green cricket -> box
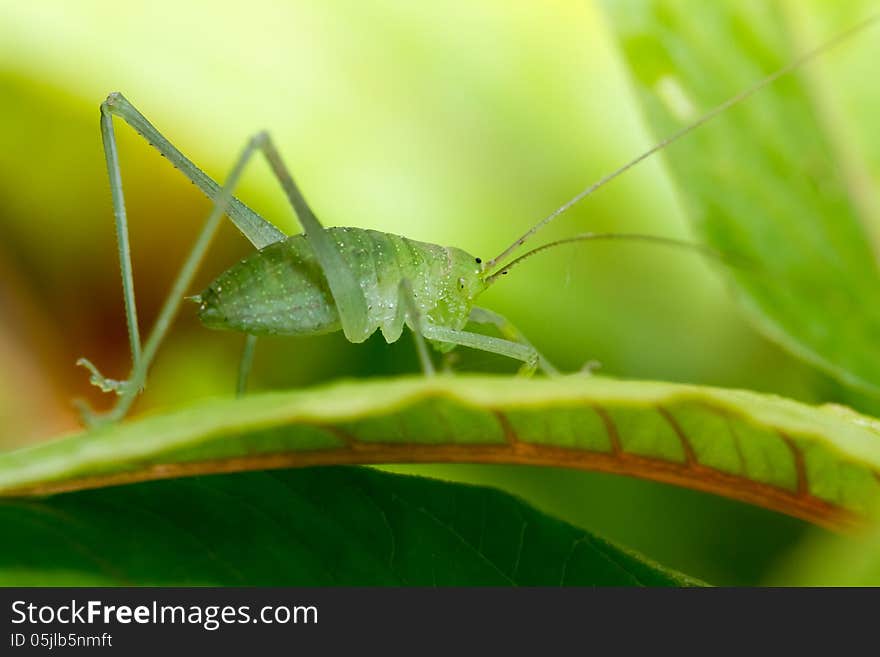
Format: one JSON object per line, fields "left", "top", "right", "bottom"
{"left": 75, "top": 16, "right": 877, "bottom": 427}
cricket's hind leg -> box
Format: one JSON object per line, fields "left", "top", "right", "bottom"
{"left": 81, "top": 95, "right": 287, "bottom": 396}
{"left": 76, "top": 125, "right": 284, "bottom": 427}
{"left": 237, "top": 335, "right": 258, "bottom": 396}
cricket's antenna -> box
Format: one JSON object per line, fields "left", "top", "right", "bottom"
{"left": 485, "top": 14, "right": 879, "bottom": 271}
{"left": 484, "top": 232, "right": 752, "bottom": 285}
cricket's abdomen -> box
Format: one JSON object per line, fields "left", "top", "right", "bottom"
{"left": 197, "top": 227, "right": 484, "bottom": 341}
{"left": 197, "top": 231, "right": 339, "bottom": 336}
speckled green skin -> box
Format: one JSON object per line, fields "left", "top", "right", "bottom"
{"left": 198, "top": 227, "right": 486, "bottom": 345}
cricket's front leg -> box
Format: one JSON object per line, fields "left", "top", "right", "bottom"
{"left": 419, "top": 324, "right": 539, "bottom": 376}
{"left": 468, "top": 307, "right": 559, "bottom": 375}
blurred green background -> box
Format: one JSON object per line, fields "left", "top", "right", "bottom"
{"left": 1, "top": 0, "right": 877, "bottom": 584}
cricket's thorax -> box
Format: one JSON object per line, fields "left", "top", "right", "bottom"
{"left": 197, "top": 227, "right": 485, "bottom": 343}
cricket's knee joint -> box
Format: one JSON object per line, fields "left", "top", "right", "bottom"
{"left": 517, "top": 354, "right": 539, "bottom": 377}
{"left": 101, "top": 92, "right": 124, "bottom": 114}
{"left": 251, "top": 130, "right": 271, "bottom": 147}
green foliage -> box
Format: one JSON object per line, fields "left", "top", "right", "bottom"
{"left": 610, "top": 0, "right": 880, "bottom": 395}
{"left": 0, "top": 466, "right": 695, "bottom": 586}
{"left": 2, "top": 376, "right": 880, "bottom": 585}
{"left": 771, "top": 513, "right": 880, "bottom": 586}
{"left": 1, "top": 0, "right": 880, "bottom": 586}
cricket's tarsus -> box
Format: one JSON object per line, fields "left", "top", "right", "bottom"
{"left": 77, "top": 14, "right": 878, "bottom": 427}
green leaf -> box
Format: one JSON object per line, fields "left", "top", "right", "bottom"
{"left": 607, "top": 1, "right": 880, "bottom": 394}
{"left": 3, "top": 376, "right": 879, "bottom": 529}
{"left": 768, "top": 513, "right": 880, "bottom": 586}
{"left": 0, "top": 466, "right": 695, "bottom": 586}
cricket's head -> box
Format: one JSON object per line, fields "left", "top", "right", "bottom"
{"left": 449, "top": 248, "right": 488, "bottom": 300}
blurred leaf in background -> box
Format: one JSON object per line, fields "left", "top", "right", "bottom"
{"left": 0, "top": 0, "right": 878, "bottom": 584}
{"left": 610, "top": 0, "right": 880, "bottom": 399}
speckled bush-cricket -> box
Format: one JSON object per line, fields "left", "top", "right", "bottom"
{"left": 75, "top": 16, "right": 877, "bottom": 427}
